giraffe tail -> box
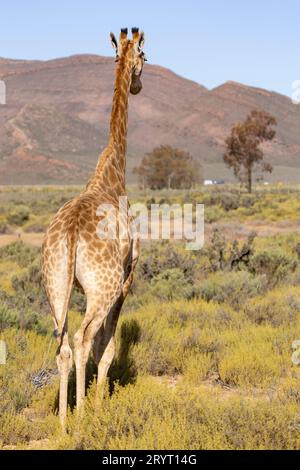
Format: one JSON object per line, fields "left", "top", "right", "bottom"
{"left": 56, "top": 222, "right": 79, "bottom": 337}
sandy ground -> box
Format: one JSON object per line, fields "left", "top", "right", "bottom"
{"left": 0, "top": 233, "right": 44, "bottom": 247}
{"left": 208, "top": 219, "right": 300, "bottom": 240}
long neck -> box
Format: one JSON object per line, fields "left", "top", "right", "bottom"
{"left": 109, "top": 53, "right": 132, "bottom": 162}
{"left": 89, "top": 48, "right": 133, "bottom": 195}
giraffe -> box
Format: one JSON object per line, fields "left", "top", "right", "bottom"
{"left": 42, "top": 27, "right": 146, "bottom": 426}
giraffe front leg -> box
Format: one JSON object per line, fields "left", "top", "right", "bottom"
{"left": 73, "top": 302, "right": 116, "bottom": 412}
{"left": 93, "top": 241, "right": 140, "bottom": 391}
{"left": 56, "top": 330, "right": 73, "bottom": 428}
{"left": 93, "top": 295, "right": 123, "bottom": 391}
{"left": 93, "top": 271, "right": 138, "bottom": 393}
{"left": 97, "top": 336, "right": 116, "bottom": 390}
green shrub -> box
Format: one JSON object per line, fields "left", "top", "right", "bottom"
{"left": 7, "top": 206, "right": 30, "bottom": 226}
{"left": 183, "top": 353, "right": 214, "bottom": 384}
{"left": 148, "top": 268, "right": 195, "bottom": 301}
{"left": 288, "top": 265, "right": 300, "bottom": 286}
{"left": 0, "top": 242, "right": 39, "bottom": 268}
{"left": 217, "top": 325, "right": 286, "bottom": 388}
{"left": 249, "top": 247, "right": 297, "bottom": 285}
{"left": 0, "top": 220, "right": 10, "bottom": 234}
{"left": 197, "top": 271, "right": 267, "bottom": 309}
{"left": 9, "top": 259, "right": 49, "bottom": 314}
{"left": 0, "top": 329, "right": 57, "bottom": 415}
{"left": 240, "top": 194, "right": 256, "bottom": 208}
{"left": 23, "top": 222, "right": 47, "bottom": 233}
{"left": 119, "top": 299, "right": 242, "bottom": 377}
{"left": 219, "top": 193, "right": 240, "bottom": 211}
{"left": 0, "top": 412, "right": 59, "bottom": 447}
{"left": 0, "top": 305, "right": 19, "bottom": 330}
{"left": 205, "top": 206, "right": 225, "bottom": 223}
{"left": 244, "top": 287, "right": 300, "bottom": 327}
{"left": 0, "top": 303, "right": 50, "bottom": 335}
{"left": 138, "top": 242, "right": 196, "bottom": 283}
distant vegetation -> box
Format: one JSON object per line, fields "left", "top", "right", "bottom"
{"left": 134, "top": 145, "right": 202, "bottom": 189}
{"left": 0, "top": 184, "right": 300, "bottom": 449}
{"left": 224, "top": 110, "right": 277, "bottom": 192}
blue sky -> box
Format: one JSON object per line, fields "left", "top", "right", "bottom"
{"left": 0, "top": 0, "right": 299, "bottom": 96}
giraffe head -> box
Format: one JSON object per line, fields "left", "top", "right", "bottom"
{"left": 110, "top": 27, "right": 146, "bottom": 95}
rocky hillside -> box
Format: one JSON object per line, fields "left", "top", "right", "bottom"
{"left": 0, "top": 55, "right": 299, "bottom": 184}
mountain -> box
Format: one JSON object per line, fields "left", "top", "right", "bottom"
{"left": 0, "top": 54, "right": 299, "bottom": 184}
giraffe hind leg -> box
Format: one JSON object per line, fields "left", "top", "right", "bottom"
{"left": 43, "top": 237, "right": 75, "bottom": 427}
{"left": 56, "top": 326, "right": 73, "bottom": 428}
{"left": 48, "top": 286, "right": 74, "bottom": 427}
{"left": 47, "top": 284, "right": 74, "bottom": 428}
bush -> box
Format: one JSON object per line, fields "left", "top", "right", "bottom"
{"left": 240, "top": 194, "right": 256, "bottom": 208}
{"left": 118, "top": 299, "right": 242, "bottom": 377}
{"left": 207, "top": 229, "right": 256, "bottom": 272}
{"left": 0, "top": 413, "right": 59, "bottom": 447}
{"left": 197, "top": 271, "right": 267, "bottom": 309}
{"left": 148, "top": 268, "right": 195, "bottom": 302}
{"left": 0, "top": 329, "right": 57, "bottom": 416}
{"left": 7, "top": 206, "right": 30, "bottom": 226}
{"left": 138, "top": 242, "right": 196, "bottom": 283}
{"left": 288, "top": 265, "right": 300, "bottom": 286}
{"left": 0, "top": 304, "right": 50, "bottom": 335}
{"left": 0, "top": 242, "right": 39, "bottom": 268}
{"left": 0, "top": 305, "right": 19, "bottom": 330}
{"left": 23, "top": 222, "right": 47, "bottom": 233}
{"left": 219, "top": 193, "right": 240, "bottom": 211}
{"left": 9, "top": 259, "right": 49, "bottom": 314}
{"left": 183, "top": 353, "right": 214, "bottom": 385}
{"left": 249, "top": 248, "right": 297, "bottom": 285}
{"left": 205, "top": 206, "right": 225, "bottom": 223}
{"left": 278, "top": 377, "right": 300, "bottom": 404}
{"left": 244, "top": 287, "right": 300, "bottom": 327}
{"left": 0, "top": 220, "right": 10, "bottom": 234}
{"left": 218, "top": 325, "right": 286, "bottom": 388}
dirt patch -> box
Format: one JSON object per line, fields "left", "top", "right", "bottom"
{"left": 0, "top": 233, "right": 44, "bottom": 247}
{"left": 206, "top": 220, "right": 300, "bottom": 241}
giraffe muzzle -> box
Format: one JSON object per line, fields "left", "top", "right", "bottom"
{"left": 130, "top": 77, "right": 143, "bottom": 95}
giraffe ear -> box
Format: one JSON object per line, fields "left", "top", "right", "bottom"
{"left": 110, "top": 33, "right": 118, "bottom": 53}
{"left": 139, "top": 32, "right": 145, "bottom": 50}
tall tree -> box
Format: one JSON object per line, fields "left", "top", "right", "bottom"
{"left": 223, "top": 110, "right": 277, "bottom": 193}
{"left": 134, "top": 145, "right": 202, "bottom": 189}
